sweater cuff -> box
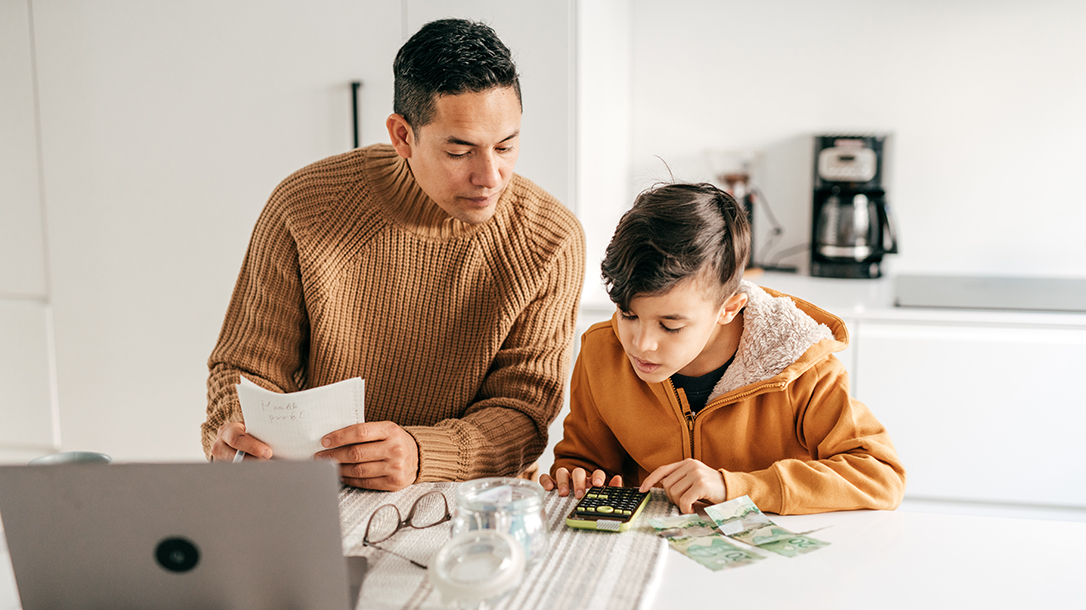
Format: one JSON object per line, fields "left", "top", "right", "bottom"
{"left": 721, "top": 469, "right": 785, "bottom": 514}
{"left": 405, "top": 425, "right": 463, "bottom": 482}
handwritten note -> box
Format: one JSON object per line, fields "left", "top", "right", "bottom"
{"left": 236, "top": 376, "right": 365, "bottom": 460}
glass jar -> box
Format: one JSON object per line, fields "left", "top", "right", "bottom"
{"left": 451, "top": 477, "right": 549, "bottom": 564}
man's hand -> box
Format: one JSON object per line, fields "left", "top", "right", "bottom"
{"left": 639, "top": 458, "right": 726, "bottom": 514}
{"left": 210, "top": 421, "right": 272, "bottom": 462}
{"left": 315, "top": 421, "right": 419, "bottom": 491}
{"left": 540, "top": 467, "right": 622, "bottom": 499}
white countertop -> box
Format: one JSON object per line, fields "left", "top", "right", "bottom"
{"left": 583, "top": 271, "right": 1086, "bottom": 328}
{"left": 649, "top": 507, "right": 1086, "bottom": 610}
{"left": 8, "top": 508, "right": 1080, "bottom": 610}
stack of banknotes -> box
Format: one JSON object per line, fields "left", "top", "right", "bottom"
{"left": 648, "top": 496, "right": 830, "bottom": 571}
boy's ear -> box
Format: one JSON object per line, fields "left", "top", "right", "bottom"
{"left": 386, "top": 113, "right": 415, "bottom": 159}
{"left": 717, "top": 292, "right": 748, "bottom": 325}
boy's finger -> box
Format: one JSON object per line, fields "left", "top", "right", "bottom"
{"left": 539, "top": 474, "right": 554, "bottom": 491}
{"left": 571, "top": 468, "right": 588, "bottom": 498}
{"left": 639, "top": 462, "right": 681, "bottom": 492}
{"left": 591, "top": 469, "right": 606, "bottom": 488}
{"left": 609, "top": 474, "right": 623, "bottom": 487}
{"left": 555, "top": 468, "right": 571, "bottom": 496}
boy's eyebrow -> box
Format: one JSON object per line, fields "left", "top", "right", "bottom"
{"left": 444, "top": 131, "right": 520, "bottom": 147}
{"left": 659, "top": 314, "right": 689, "bottom": 321}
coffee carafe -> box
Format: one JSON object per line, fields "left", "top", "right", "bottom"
{"left": 810, "top": 135, "right": 897, "bottom": 278}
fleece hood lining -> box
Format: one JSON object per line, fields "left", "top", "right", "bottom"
{"left": 707, "top": 281, "right": 835, "bottom": 402}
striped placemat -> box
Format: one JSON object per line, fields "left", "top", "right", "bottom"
{"left": 339, "top": 482, "right": 673, "bottom": 610}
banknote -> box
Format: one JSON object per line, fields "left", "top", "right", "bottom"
{"left": 649, "top": 514, "right": 765, "bottom": 571}
{"left": 704, "top": 496, "right": 830, "bottom": 558}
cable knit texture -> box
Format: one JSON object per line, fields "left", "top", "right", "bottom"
{"left": 203, "top": 144, "right": 585, "bottom": 481}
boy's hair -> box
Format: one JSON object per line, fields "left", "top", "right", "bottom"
{"left": 393, "top": 19, "right": 522, "bottom": 132}
{"left": 601, "top": 182, "right": 751, "bottom": 311}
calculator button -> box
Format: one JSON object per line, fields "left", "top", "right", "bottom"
{"left": 598, "top": 506, "right": 614, "bottom": 514}
{"left": 623, "top": 510, "right": 631, "bottom": 515}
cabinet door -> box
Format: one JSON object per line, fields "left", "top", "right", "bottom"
{"left": 854, "top": 321, "right": 1086, "bottom": 507}
{"left": 0, "top": 302, "right": 57, "bottom": 455}
{"left": 0, "top": 0, "right": 48, "bottom": 297}
{"left": 31, "top": 0, "right": 401, "bottom": 460}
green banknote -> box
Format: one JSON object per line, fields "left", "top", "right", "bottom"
{"left": 649, "top": 514, "right": 765, "bottom": 571}
{"left": 703, "top": 496, "right": 831, "bottom": 558}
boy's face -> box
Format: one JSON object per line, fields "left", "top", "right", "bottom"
{"left": 615, "top": 278, "right": 746, "bottom": 385}
{"left": 386, "top": 86, "right": 521, "bottom": 225}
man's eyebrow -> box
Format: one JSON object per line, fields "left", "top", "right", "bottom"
{"left": 444, "top": 131, "right": 520, "bottom": 147}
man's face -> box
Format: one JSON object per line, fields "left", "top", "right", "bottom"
{"left": 615, "top": 279, "right": 741, "bottom": 385}
{"left": 391, "top": 86, "right": 521, "bottom": 225}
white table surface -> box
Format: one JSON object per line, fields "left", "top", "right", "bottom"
{"left": 5, "top": 506, "right": 1085, "bottom": 610}
{"left": 648, "top": 508, "right": 1086, "bottom": 610}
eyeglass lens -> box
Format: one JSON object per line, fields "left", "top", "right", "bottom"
{"left": 407, "top": 492, "right": 449, "bottom": 529}
{"left": 365, "top": 492, "right": 449, "bottom": 544}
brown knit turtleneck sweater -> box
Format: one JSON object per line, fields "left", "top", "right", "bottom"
{"left": 202, "top": 144, "right": 585, "bottom": 481}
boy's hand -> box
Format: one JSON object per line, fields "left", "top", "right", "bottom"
{"left": 639, "top": 459, "right": 726, "bottom": 514}
{"left": 540, "top": 467, "right": 622, "bottom": 499}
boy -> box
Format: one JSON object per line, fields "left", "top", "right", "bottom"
{"left": 540, "top": 183, "right": 905, "bottom": 515}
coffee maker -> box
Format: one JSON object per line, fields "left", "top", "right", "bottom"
{"left": 810, "top": 134, "right": 897, "bottom": 278}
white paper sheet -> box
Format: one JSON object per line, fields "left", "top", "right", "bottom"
{"left": 236, "top": 376, "right": 365, "bottom": 460}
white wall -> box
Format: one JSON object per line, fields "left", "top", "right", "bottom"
{"left": 618, "top": 0, "right": 1086, "bottom": 278}
{"left": 2, "top": 0, "right": 575, "bottom": 464}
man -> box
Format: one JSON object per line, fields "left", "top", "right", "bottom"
{"left": 202, "top": 19, "right": 585, "bottom": 492}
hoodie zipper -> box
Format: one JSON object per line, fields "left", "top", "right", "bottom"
{"left": 669, "top": 379, "right": 789, "bottom": 460}
{"left": 666, "top": 379, "right": 697, "bottom": 458}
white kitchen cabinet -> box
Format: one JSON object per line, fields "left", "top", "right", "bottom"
{"left": 0, "top": 0, "right": 48, "bottom": 297}
{"left": 0, "top": 302, "right": 57, "bottom": 457}
{"left": 29, "top": 0, "right": 405, "bottom": 461}
{"left": 853, "top": 319, "right": 1086, "bottom": 507}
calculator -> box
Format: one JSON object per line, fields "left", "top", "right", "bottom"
{"left": 565, "top": 486, "right": 650, "bottom": 532}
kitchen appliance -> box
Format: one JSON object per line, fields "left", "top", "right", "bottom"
{"left": 810, "top": 134, "right": 897, "bottom": 278}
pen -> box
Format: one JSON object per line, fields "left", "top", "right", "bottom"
{"left": 233, "top": 449, "right": 246, "bottom": 463}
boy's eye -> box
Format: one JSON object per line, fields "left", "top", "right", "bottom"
{"left": 660, "top": 323, "right": 681, "bottom": 334}
{"left": 619, "top": 311, "right": 637, "bottom": 321}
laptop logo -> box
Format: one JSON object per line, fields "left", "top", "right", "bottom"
{"left": 155, "top": 537, "right": 200, "bottom": 573}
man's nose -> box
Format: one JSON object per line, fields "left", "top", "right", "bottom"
{"left": 471, "top": 151, "right": 501, "bottom": 189}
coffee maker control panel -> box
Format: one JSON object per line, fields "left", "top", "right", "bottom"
{"left": 818, "top": 146, "right": 877, "bottom": 183}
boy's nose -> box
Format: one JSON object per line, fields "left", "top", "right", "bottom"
{"left": 633, "top": 328, "right": 656, "bottom": 353}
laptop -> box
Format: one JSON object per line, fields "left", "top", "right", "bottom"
{"left": 0, "top": 460, "right": 364, "bottom": 610}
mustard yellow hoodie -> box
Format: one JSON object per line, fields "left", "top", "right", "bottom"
{"left": 551, "top": 281, "right": 906, "bottom": 515}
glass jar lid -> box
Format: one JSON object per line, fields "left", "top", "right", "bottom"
{"left": 429, "top": 530, "right": 526, "bottom": 605}
{"left": 454, "top": 477, "right": 544, "bottom": 514}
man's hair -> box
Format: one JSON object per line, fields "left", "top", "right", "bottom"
{"left": 601, "top": 182, "right": 751, "bottom": 311}
{"left": 393, "top": 18, "right": 521, "bottom": 131}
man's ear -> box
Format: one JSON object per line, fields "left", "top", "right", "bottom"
{"left": 386, "top": 113, "right": 415, "bottom": 159}
{"left": 717, "top": 291, "right": 748, "bottom": 325}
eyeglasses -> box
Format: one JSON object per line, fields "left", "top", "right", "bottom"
{"left": 362, "top": 490, "right": 452, "bottom": 569}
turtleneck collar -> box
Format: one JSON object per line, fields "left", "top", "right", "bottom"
{"left": 363, "top": 144, "right": 507, "bottom": 240}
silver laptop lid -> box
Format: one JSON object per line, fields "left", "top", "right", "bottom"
{"left": 0, "top": 461, "right": 351, "bottom": 610}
